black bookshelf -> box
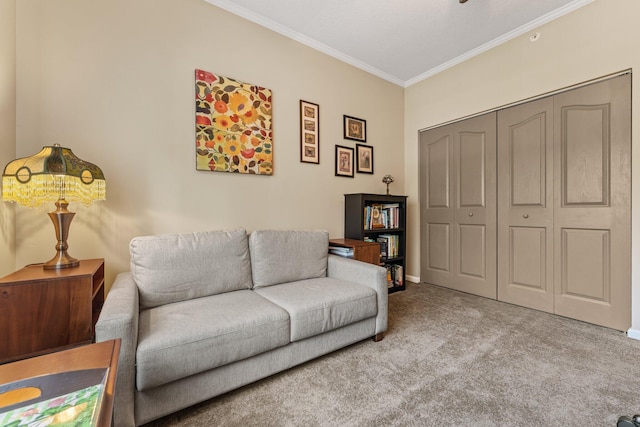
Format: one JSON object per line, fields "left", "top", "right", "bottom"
{"left": 344, "top": 193, "right": 407, "bottom": 293}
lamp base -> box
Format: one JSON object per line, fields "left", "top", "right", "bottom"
{"left": 44, "top": 252, "right": 79, "bottom": 270}
{"left": 43, "top": 199, "right": 80, "bottom": 270}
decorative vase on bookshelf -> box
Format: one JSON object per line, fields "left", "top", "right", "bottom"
{"left": 343, "top": 193, "right": 407, "bottom": 293}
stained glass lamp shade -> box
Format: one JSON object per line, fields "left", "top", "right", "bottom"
{"left": 2, "top": 144, "right": 106, "bottom": 269}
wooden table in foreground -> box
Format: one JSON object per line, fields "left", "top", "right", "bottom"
{"left": 0, "top": 339, "right": 120, "bottom": 427}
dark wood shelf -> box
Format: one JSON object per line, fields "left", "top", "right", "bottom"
{"left": 344, "top": 193, "right": 408, "bottom": 293}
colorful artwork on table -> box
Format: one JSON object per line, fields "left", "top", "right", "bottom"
{"left": 195, "top": 69, "right": 273, "bottom": 175}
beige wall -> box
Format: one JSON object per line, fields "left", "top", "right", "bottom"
{"left": 14, "top": 0, "right": 404, "bottom": 288}
{"left": 0, "top": 0, "right": 16, "bottom": 277}
{"left": 404, "top": 0, "right": 640, "bottom": 333}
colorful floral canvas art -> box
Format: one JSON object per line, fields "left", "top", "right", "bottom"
{"left": 195, "top": 69, "right": 273, "bottom": 175}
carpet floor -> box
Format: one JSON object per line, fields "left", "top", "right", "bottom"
{"left": 143, "top": 282, "right": 640, "bottom": 426}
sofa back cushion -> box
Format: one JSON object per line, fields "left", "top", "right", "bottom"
{"left": 249, "top": 229, "right": 329, "bottom": 288}
{"left": 130, "top": 228, "right": 253, "bottom": 308}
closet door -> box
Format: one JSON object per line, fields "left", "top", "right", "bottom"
{"left": 420, "top": 113, "right": 497, "bottom": 299}
{"left": 497, "top": 97, "right": 554, "bottom": 312}
{"left": 454, "top": 113, "right": 497, "bottom": 298}
{"left": 420, "top": 124, "right": 454, "bottom": 288}
{"left": 552, "top": 75, "right": 631, "bottom": 330}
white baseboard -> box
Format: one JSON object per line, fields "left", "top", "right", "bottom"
{"left": 627, "top": 328, "right": 640, "bottom": 340}
{"left": 406, "top": 274, "right": 420, "bottom": 284}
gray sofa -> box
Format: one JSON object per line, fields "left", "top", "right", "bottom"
{"left": 95, "top": 228, "right": 388, "bottom": 426}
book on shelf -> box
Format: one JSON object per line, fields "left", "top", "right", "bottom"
{"left": 383, "top": 263, "right": 404, "bottom": 287}
{"left": 384, "top": 264, "right": 393, "bottom": 287}
{"left": 363, "top": 203, "right": 401, "bottom": 230}
{"left": 382, "top": 203, "right": 400, "bottom": 229}
{"left": 376, "top": 237, "right": 388, "bottom": 258}
{"left": 393, "top": 264, "right": 403, "bottom": 286}
{"left": 377, "top": 234, "right": 399, "bottom": 259}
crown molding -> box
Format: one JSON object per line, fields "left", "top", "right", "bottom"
{"left": 404, "top": 0, "right": 594, "bottom": 87}
{"left": 203, "top": 0, "right": 405, "bottom": 86}
{"left": 205, "top": 0, "right": 594, "bottom": 88}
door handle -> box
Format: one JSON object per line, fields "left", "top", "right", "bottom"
{"left": 523, "top": 214, "right": 529, "bottom": 219}
{"left": 468, "top": 212, "right": 474, "bottom": 217}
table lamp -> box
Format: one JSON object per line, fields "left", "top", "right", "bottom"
{"left": 2, "top": 144, "right": 106, "bottom": 269}
{"left": 382, "top": 174, "right": 394, "bottom": 195}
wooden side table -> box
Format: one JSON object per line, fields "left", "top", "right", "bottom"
{"left": 0, "top": 259, "right": 105, "bottom": 364}
{"left": 0, "top": 339, "right": 120, "bottom": 427}
{"left": 329, "top": 238, "right": 381, "bottom": 265}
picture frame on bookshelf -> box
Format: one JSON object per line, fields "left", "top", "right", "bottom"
{"left": 370, "top": 205, "right": 385, "bottom": 228}
{"left": 300, "top": 100, "right": 319, "bottom": 164}
{"left": 335, "top": 145, "right": 354, "bottom": 177}
{"left": 343, "top": 115, "right": 366, "bottom": 142}
{"left": 356, "top": 144, "right": 373, "bottom": 174}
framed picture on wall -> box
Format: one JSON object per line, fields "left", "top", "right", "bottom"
{"left": 343, "top": 115, "right": 366, "bottom": 142}
{"left": 335, "top": 145, "right": 354, "bottom": 178}
{"left": 356, "top": 144, "right": 373, "bottom": 174}
{"left": 195, "top": 69, "right": 273, "bottom": 175}
{"left": 300, "top": 100, "right": 320, "bottom": 164}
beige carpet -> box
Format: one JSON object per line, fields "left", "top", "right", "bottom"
{"left": 143, "top": 282, "right": 640, "bottom": 426}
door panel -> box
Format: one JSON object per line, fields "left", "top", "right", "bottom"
{"left": 453, "top": 113, "right": 496, "bottom": 298}
{"left": 553, "top": 75, "right": 630, "bottom": 330}
{"left": 459, "top": 224, "right": 486, "bottom": 279}
{"left": 560, "top": 228, "right": 610, "bottom": 302}
{"left": 427, "top": 223, "right": 450, "bottom": 272}
{"left": 511, "top": 113, "right": 547, "bottom": 206}
{"left": 420, "top": 127, "right": 454, "bottom": 288}
{"left": 509, "top": 226, "right": 546, "bottom": 291}
{"left": 459, "top": 132, "right": 486, "bottom": 207}
{"left": 498, "top": 97, "right": 554, "bottom": 312}
{"left": 562, "top": 105, "right": 610, "bottom": 206}
{"left": 427, "top": 136, "right": 450, "bottom": 208}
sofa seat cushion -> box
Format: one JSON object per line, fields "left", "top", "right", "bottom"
{"left": 136, "top": 290, "right": 290, "bottom": 391}
{"left": 130, "top": 228, "right": 253, "bottom": 308}
{"left": 249, "top": 230, "right": 329, "bottom": 288}
{"left": 254, "top": 277, "right": 377, "bottom": 342}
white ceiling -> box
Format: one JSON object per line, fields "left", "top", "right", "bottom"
{"left": 205, "top": 0, "right": 594, "bottom": 87}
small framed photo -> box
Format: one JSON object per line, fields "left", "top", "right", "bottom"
{"left": 371, "top": 205, "right": 385, "bottom": 228}
{"left": 343, "top": 115, "right": 366, "bottom": 142}
{"left": 300, "top": 100, "right": 320, "bottom": 164}
{"left": 335, "top": 145, "right": 354, "bottom": 178}
{"left": 356, "top": 144, "right": 373, "bottom": 174}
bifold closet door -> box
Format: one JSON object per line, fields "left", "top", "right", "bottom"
{"left": 420, "top": 124, "right": 455, "bottom": 289}
{"left": 497, "top": 96, "right": 555, "bottom": 312}
{"left": 420, "top": 113, "right": 497, "bottom": 299}
{"left": 422, "top": 74, "right": 630, "bottom": 329}
{"left": 552, "top": 75, "right": 631, "bottom": 330}
{"left": 497, "top": 74, "right": 631, "bottom": 330}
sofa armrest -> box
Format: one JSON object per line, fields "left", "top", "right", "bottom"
{"left": 327, "top": 254, "right": 388, "bottom": 337}
{"left": 95, "top": 272, "right": 139, "bottom": 427}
